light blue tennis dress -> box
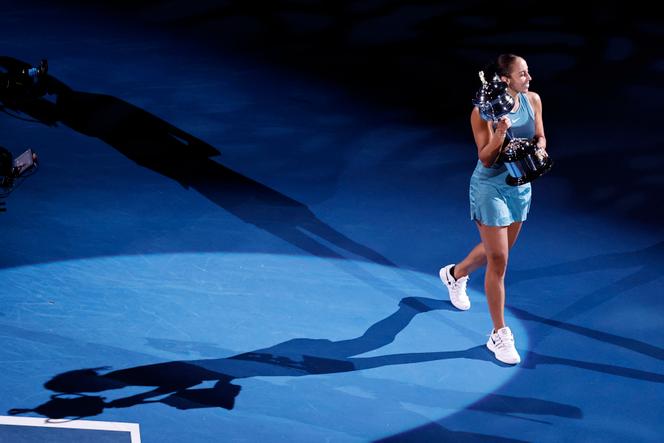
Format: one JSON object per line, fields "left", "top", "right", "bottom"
{"left": 469, "top": 92, "right": 535, "bottom": 226}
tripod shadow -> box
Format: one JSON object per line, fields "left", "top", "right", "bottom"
{"left": 0, "top": 55, "right": 391, "bottom": 265}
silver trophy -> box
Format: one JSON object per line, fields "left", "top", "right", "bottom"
{"left": 472, "top": 71, "right": 553, "bottom": 186}
{"left": 472, "top": 71, "right": 514, "bottom": 121}
{"left": 500, "top": 138, "right": 553, "bottom": 186}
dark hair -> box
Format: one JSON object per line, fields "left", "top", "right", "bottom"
{"left": 496, "top": 54, "right": 521, "bottom": 76}
{"left": 482, "top": 53, "right": 521, "bottom": 79}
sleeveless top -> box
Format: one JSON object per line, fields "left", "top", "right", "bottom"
{"left": 502, "top": 92, "right": 535, "bottom": 139}
{"left": 469, "top": 92, "right": 535, "bottom": 225}
{"left": 474, "top": 92, "right": 536, "bottom": 178}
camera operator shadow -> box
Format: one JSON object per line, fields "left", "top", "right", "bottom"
{"left": 0, "top": 55, "right": 391, "bottom": 265}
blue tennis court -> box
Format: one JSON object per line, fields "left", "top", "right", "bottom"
{"left": 2, "top": 2, "right": 662, "bottom": 442}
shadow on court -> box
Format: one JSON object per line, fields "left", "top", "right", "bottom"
{"left": 9, "top": 296, "right": 583, "bottom": 427}
{"left": 0, "top": 55, "right": 392, "bottom": 267}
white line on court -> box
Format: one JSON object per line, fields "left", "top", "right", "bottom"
{"left": 0, "top": 416, "right": 141, "bottom": 443}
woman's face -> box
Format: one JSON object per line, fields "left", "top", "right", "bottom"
{"left": 502, "top": 57, "right": 532, "bottom": 94}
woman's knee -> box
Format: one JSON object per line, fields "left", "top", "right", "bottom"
{"left": 485, "top": 252, "right": 508, "bottom": 275}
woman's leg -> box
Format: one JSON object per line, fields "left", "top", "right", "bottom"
{"left": 453, "top": 242, "right": 486, "bottom": 278}
{"left": 477, "top": 223, "right": 510, "bottom": 330}
{"left": 454, "top": 221, "right": 522, "bottom": 279}
{"left": 506, "top": 221, "right": 523, "bottom": 250}
{"left": 480, "top": 221, "right": 523, "bottom": 364}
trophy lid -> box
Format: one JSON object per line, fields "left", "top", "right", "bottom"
{"left": 472, "top": 71, "right": 514, "bottom": 121}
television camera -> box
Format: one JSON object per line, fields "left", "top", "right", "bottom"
{"left": 0, "top": 146, "right": 39, "bottom": 212}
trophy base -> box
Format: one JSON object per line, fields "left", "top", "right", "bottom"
{"left": 506, "top": 159, "right": 554, "bottom": 186}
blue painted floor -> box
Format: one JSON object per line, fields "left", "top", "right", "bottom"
{"left": 1, "top": 2, "right": 663, "bottom": 442}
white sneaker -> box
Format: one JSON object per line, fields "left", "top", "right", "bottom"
{"left": 439, "top": 264, "right": 470, "bottom": 310}
{"left": 487, "top": 326, "right": 521, "bottom": 364}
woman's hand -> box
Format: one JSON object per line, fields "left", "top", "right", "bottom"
{"left": 532, "top": 135, "right": 546, "bottom": 150}
{"left": 495, "top": 115, "right": 511, "bottom": 137}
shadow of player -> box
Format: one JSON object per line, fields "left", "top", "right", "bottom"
{"left": 9, "top": 297, "right": 485, "bottom": 419}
